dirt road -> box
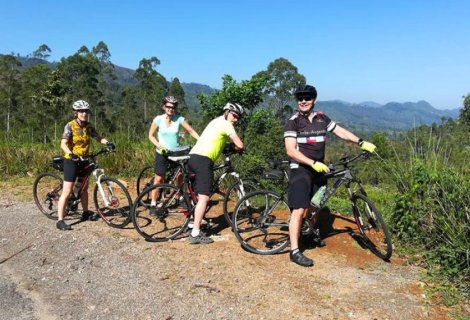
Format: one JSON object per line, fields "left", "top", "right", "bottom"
{"left": 0, "top": 196, "right": 455, "bottom": 320}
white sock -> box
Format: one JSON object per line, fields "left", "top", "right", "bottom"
{"left": 191, "top": 228, "right": 200, "bottom": 237}
{"left": 151, "top": 200, "right": 156, "bottom": 206}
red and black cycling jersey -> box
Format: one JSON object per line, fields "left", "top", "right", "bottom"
{"left": 284, "top": 111, "right": 337, "bottom": 167}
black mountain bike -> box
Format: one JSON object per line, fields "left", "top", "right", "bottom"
{"left": 231, "top": 152, "right": 393, "bottom": 260}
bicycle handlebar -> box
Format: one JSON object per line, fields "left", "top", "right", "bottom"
{"left": 79, "top": 147, "right": 114, "bottom": 162}
{"left": 327, "top": 151, "right": 371, "bottom": 171}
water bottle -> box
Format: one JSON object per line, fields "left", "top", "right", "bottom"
{"left": 73, "top": 177, "right": 83, "bottom": 198}
{"left": 311, "top": 185, "right": 326, "bottom": 208}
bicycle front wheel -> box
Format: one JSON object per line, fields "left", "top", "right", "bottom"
{"left": 33, "top": 173, "right": 63, "bottom": 220}
{"left": 232, "top": 190, "right": 290, "bottom": 255}
{"left": 352, "top": 194, "right": 393, "bottom": 260}
{"left": 136, "top": 165, "right": 154, "bottom": 195}
{"left": 131, "top": 184, "right": 190, "bottom": 242}
{"left": 223, "top": 178, "right": 262, "bottom": 226}
{"left": 93, "top": 177, "right": 133, "bottom": 228}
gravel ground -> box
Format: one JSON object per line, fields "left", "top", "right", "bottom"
{"left": 0, "top": 198, "right": 462, "bottom": 320}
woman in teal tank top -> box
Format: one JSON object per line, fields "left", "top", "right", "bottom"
{"left": 147, "top": 96, "right": 199, "bottom": 214}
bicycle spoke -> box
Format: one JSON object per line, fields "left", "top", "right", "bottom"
{"left": 352, "top": 194, "right": 393, "bottom": 260}
{"left": 233, "top": 190, "right": 290, "bottom": 255}
{"left": 94, "top": 177, "right": 132, "bottom": 228}
{"left": 132, "top": 184, "right": 190, "bottom": 242}
{"left": 223, "top": 179, "right": 261, "bottom": 226}
{"left": 33, "top": 173, "right": 63, "bottom": 220}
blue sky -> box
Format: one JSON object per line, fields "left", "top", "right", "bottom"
{"left": 1, "top": 0, "right": 469, "bottom": 109}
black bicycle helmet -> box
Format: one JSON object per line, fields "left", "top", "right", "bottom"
{"left": 294, "top": 85, "right": 317, "bottom": 100}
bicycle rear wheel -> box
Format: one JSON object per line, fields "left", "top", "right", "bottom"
{"left": 223, "top": 178, "right": 262, "bottom": 226}
{"left": 352, "top": 194, "right": 393, "bottom": 260}
{"left": 132, "top": 184, "right": 190, "bottom": 242}
{"left": 33, "top": 173, "right": 63, "bottom": 220}
{"left": 93, "top": 177, "right": 133, "bottom": 228}
{"left": 232, "top": 190, "right": 290, "bottom": 255}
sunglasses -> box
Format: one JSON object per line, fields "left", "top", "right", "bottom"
{"left": 77, "top": 110, "right": 90, "bottom": 114}
{"left": 165, "top": 105, "right": 176, "bottom": 109}
{"left": 230, "top": 111, "right": 240, "bottom": 119}
{"left": 297, "top": 96, "right": 314, "bottom": 102}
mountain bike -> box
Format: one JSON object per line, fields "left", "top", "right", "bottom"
{"left": 136, "top": 143, "right": 258, "bottom": 224}
{"left": 231, "top": 152, "right": 393, "bottom": 260}
{"left": 33, "top": 147, "right": 133, "bottom": 228}
{"left": 135, "top": 145, "right": 192, "bottom": 195}
{"left": 222, "top": 160, "right": 285, "bottom": 225}
{"left": 131, "top": 154, "right": 195, "bottom": 241}
{"left": 131, "top": 148, "right": 258, "bottom": 242}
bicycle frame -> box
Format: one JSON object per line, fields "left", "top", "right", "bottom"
{"left": 310, "top": 152, "right": 368, "bottom": 214}
{"left": 212, "top": 154, "right": 237, "bottom": 192}
{"left": 68, "top": 149, "right": 114, "bottom": 212}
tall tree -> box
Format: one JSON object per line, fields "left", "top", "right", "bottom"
{"left": 168, "top": 77, "right": 188, "bottom": 116}
{"left": 196, "top": 74, "right": 266, "bottom": 129}
{"left": 459, "top": 93, "right": 470, "bottom": 126}
{"left": 92, "top": 41, "right": 116, "bottom": 130}
{"left": 20, "top": 61, "right": 52, "bottom": 141}
{"left": 118, "top": 86, "right": 142, "bottom": 140}
{"left": 254, "top": 57, "right": 306, "bottom": 117}
{"left": 134, "top": 57, "right": 167, "bottom": 124}
{"left": 32, "top": 44, "right": 52, "bottom": 61}
{"left": 0, "top": 55, "right": 22, "bottom": 136}
{"left": 56, "top": 49, "right": 102, "bottom": 105}
{"left": 35, "top": 69, "right": 68, "bottom": 140}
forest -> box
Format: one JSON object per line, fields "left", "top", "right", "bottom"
{"left": 1, "top": 42, "right": 469, "bottom": 306}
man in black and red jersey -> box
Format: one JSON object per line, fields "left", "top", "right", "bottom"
{"left": 284, "top": 85, "right": 376, "bottom": 267}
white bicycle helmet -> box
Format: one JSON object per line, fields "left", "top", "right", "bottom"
{"left": 72, "top": 100, "right": 90, "bottom": 111}
{"left": 223, "top": 102, "right": 244, "bottom": 116}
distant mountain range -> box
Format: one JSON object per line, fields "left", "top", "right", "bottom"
{"left": 314, "top": 100, "right": 459, "bottom": 132}
{"left": 7, "top": 55, "right": 461, "bottom": 132}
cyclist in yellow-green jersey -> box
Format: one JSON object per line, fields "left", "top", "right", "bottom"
{"left": 187, "top": 103, "right": 245, "bottom": 244}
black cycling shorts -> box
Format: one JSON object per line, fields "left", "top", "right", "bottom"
{"left": 188, "top": 154, "right": 214, "bottom": 196}
{"left": 63, "top": 159, "right": 89, "bottom": 182}
{"left": 153, "top": 152, "right": 171, "bottom": 175}
{"left": 287, "top": 164, "right": 326, "bottom": 209}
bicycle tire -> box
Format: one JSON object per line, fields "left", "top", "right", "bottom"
{"left": 131, "top": 184, "right": 190, "bottom": 242}
{"left": 93, "top": 177, "right": 133, "bottom": 228}
{"left": 232, "top": 190, "right": 290, "bottom": 255}
{"left": 136, "top": 165, "right": 154, "bottom": 195}
{"left": 212, "top": 171, "right": 240, "bottom": 201}
{"left": 223, "top": 178, "right": 262, "bottom": 226}
{"left": 352, "top": 194, "right": 393, "bottom": 260}
{"left": 33, "top": 172, "right": 63, "bottom": 220}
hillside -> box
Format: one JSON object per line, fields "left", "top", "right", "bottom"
{"left": 4, "top": 55, "right": 460, "bottom": 132}
{"left": 107, "top": 59, "right": 460, "bottom": 131}
{"left": 316, "top": 100, "right": 459, "bottom": 132}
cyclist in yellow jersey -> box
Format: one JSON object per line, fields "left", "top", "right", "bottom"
{"left": 56, "top": 100, "right": 115, "bottom": 231}
{"left": 187, "top": 103, "right": 244, "bottom": 244}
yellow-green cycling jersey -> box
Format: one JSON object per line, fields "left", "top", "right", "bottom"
{"left": 189, "top": 116, "right": 236, "bottom": 162}
{"left": 62, "top": 119, "right": 102, "bottom": 158}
